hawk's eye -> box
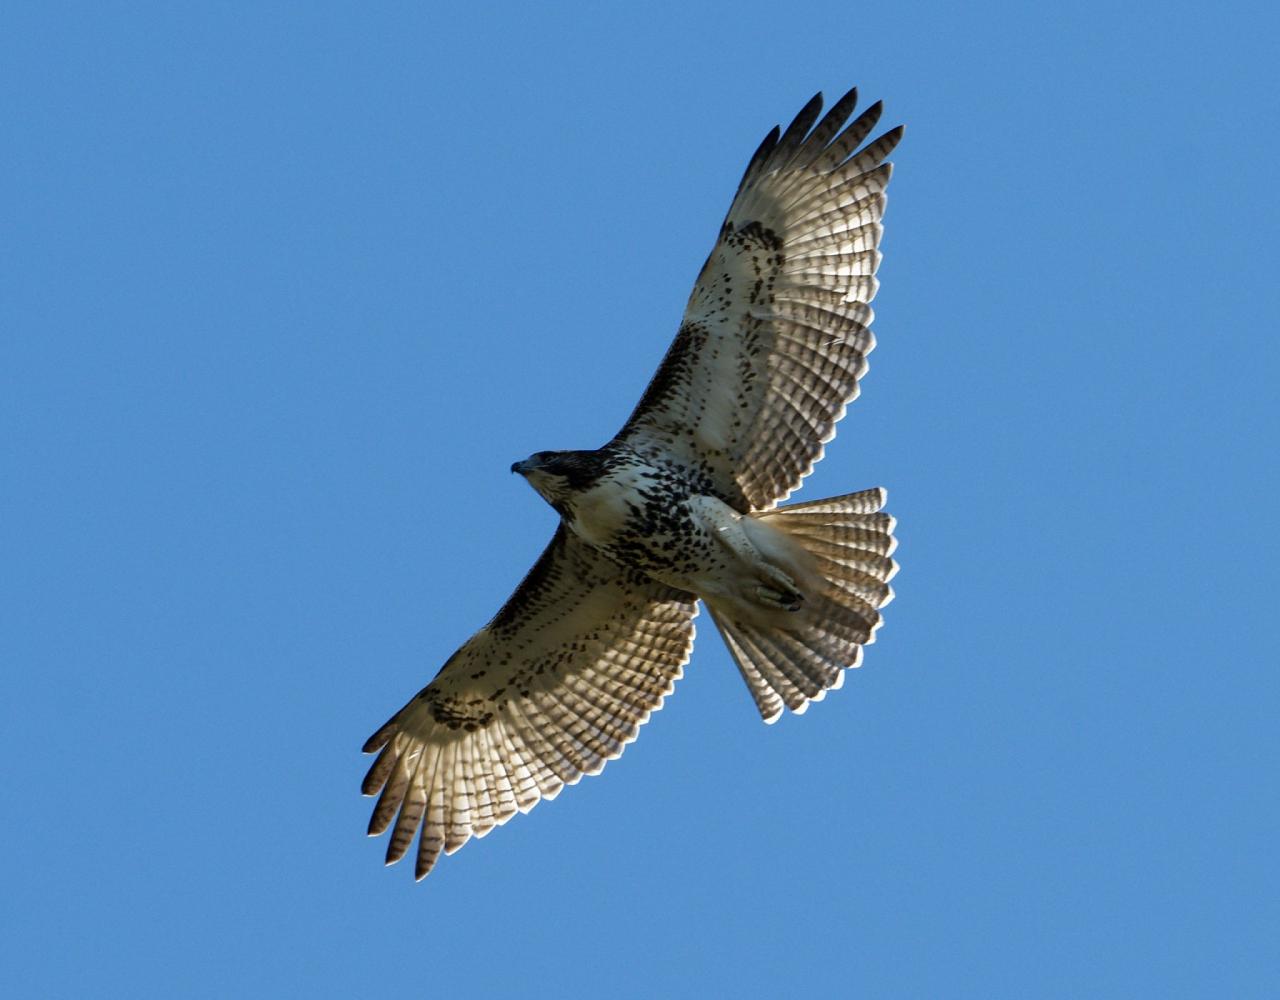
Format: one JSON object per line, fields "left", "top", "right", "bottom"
{"left": 363, "top": 88, "right": 902, "bottom": 883}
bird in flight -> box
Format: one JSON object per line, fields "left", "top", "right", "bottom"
{"left": 363, "top": 88, "right": 903, "bottom": 880}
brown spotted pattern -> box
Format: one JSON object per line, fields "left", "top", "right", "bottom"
{"left": 362, "top": 527, "right": 696, "bottom": 879}
{"left": 363, "top": 89, "right": 902, "bottom": 880}
{"left": 620, "top": 88, "right": 901, "bottom": 511}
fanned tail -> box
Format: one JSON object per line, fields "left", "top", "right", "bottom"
{"left": 708, "top": 487, "right": 897, "bottom": 723}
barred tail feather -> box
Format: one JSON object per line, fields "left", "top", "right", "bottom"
{"left": 709, "top": 487, "right": 897, "bottom": 723}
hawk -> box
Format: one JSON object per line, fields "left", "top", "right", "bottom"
{"left": 363, "top": 88, "right": 903, "bottom": 879}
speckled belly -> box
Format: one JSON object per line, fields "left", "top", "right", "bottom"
{"left": 565, "top": 467, "right": 726, "bottom": 585}
{"left": 570, "top": 475, "right": 747, "bottom": 597}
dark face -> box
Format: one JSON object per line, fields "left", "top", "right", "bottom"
{"left": 511, "top": 449, "right": 599, "bottom": 510}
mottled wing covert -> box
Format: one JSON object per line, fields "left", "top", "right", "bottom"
{"left": 617, "top": 90, "right": 902, "bottom": 511}
{"left": 362, "top": 527, "right": 697, "bottom": 879}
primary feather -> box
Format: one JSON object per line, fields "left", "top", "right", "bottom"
{"left": 364, "top": 89, "right": 902, "bottom": 879}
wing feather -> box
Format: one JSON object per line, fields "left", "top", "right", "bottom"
{"left": 616, "top": 91, "right": 901, "bottom": 510}
{"left": 790, "top": 87, "right": 861, "bottom": 171}
{"left": 362, "top": 526, "right": 696, "bottom": 879}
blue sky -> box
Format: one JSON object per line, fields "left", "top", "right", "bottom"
{"left": 3, "top": 2, "right": 1277, "bottom": 996}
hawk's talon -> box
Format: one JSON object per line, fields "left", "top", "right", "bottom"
{"left": 755, "top": 585, "right": 805, "bottom": 611}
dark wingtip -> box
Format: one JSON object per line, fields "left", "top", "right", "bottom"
{"left": 735, "top": 124, "right": 781, "bottom": 192}
{"left": 362, "top": 715, "right": 397, "bottom": 754}
{"left": 777, "top": 92, "right": 826, "bottom": 152}
{"left": 360, "top": 764, "right": 385, "bottom": 797}
{"left": 755, "top": 124, "right": 781, "bottom": 161}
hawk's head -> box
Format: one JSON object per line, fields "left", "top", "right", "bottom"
{"left": 511, "top": 450, "right": 601, "bottom": 512}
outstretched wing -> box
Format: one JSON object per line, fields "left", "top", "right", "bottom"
{"left": 616, "top": 89, "right": 902, "bottom": 511}
{"left": 362, "top": 527, "right": 697, "bottom": 879}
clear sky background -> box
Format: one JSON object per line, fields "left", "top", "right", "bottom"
{"left": 3, "top": 2, "right": 1277, "bottom": 997}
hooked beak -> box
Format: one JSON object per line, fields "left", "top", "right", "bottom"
{"left": 511, "top": 458, "right": 533, "bottom": 476}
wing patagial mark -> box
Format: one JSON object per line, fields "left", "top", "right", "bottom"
{"left": 363, "top": 88, "right": 900, "bottom": 879}
{"left": 618, "top": 89, "right": 900, "bottom": 510}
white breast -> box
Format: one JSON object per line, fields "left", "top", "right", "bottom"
{"left": 567, "top": 470, "right": 649, "bottom": 548}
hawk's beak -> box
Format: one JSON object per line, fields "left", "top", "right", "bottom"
{"left": 511, "top": 459, "right": 531, "bottom": 476}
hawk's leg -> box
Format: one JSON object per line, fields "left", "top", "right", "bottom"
{"left": 682, "top": 495, "right": 809, "bottom": 612}
{"left": 755, "top": 584, "right": 804, "bottom": 611}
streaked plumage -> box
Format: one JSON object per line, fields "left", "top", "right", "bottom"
{"left": 363, "top": 88, "right": 903, "bottom": 879}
